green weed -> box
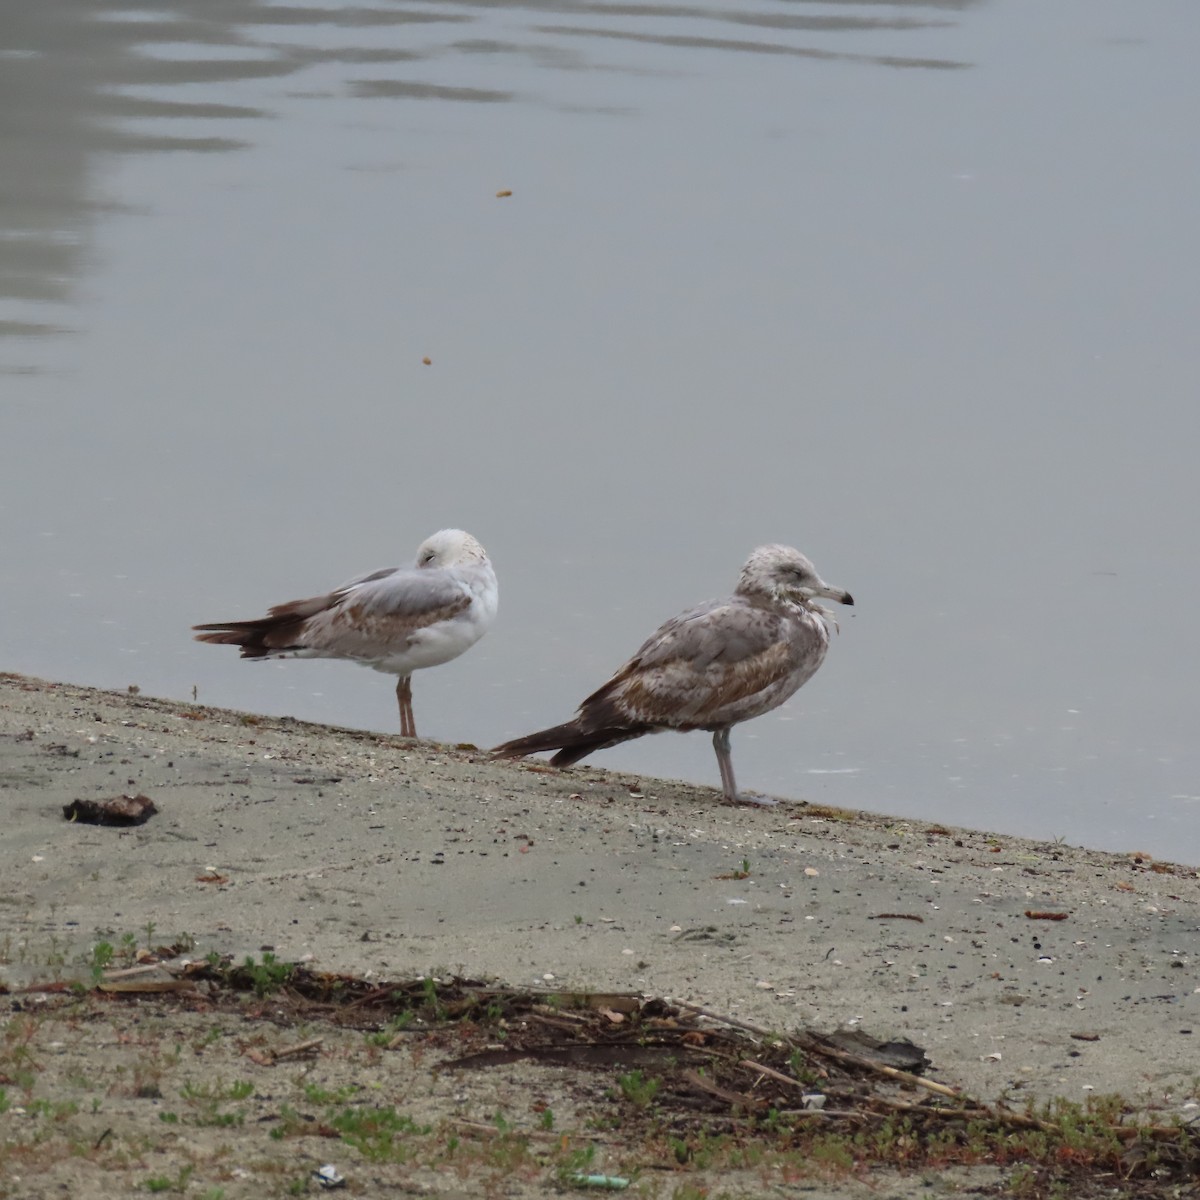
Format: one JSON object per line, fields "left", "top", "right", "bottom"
{"left": 616, "top": 1069, "right": 660, "bottom": 1109}
{"left": 241, "top": 952, "right": 294, "bottom": 997}
{"left": 330, "top": 1106, "right": 430, "bottom": 1162}
{"left": 141, "top": 1165, "right": 192, "bottom": 1193}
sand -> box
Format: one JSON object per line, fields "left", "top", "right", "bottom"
{"left": 2, "top": 672, "right": 1198, "bottom": 1197}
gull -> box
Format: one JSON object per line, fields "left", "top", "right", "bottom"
{"left": 494, "top": 545, "right": 852, "bottom": 805}
{"left": 193, "top": 529, "right": 497, "bottom": 738}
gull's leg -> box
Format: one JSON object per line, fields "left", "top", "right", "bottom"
{"left": 712, "top": 727, "right": 777, "bottom": 808}
{"left": 396, "top": 676, "right": 417, "bottom": 739}
{"left": 712, "top": 728, "right": 739, "bottom": 801}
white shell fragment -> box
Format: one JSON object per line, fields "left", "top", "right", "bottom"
{"left": 314, "top": 1164, "right": 346, "bottom": 1189}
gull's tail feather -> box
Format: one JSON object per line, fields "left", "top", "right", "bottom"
{"left": 192, "top": 616, "right": 304, "bottom": 658}
{"left": 493, "top": 719, "right": 651, "bottom": 769}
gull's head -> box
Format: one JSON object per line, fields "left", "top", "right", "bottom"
{"left": 415, "top": 529, "right": 490, "bottom": 569}
{"left": 738, "top": 544, "right": 854, "bottom": 609}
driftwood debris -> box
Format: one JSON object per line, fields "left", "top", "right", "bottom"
{"left": 19, "top": 959, "right": 1197, "bottom": 1193}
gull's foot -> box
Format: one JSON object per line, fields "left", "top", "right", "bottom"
{"left": 726, "top": 791, "right": 780, "bottom": 808}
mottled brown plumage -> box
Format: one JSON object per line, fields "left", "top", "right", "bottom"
{"left": 494, "top": 545, "right": 853, "bottom": 805}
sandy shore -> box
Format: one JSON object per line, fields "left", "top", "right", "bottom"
{"left": 2, "top": 672, "right": 1198, "bottom": 1195}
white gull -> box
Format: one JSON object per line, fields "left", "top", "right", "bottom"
{"left": 494, "top": 545, "right": 852, "bottom": 805}
{"left": 193, "top": 528, "right": 497, "bottom": 738}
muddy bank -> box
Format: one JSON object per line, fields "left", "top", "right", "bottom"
{"left": 1, "top": 672, "right": 1199, "bottom": 1196}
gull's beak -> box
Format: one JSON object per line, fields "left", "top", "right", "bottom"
{"left": 814, "top": 582, "right": 854, "bottom": 607}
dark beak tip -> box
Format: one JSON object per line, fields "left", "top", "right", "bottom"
{"left": 841, "top": 592, "right": 855, "bottom": 607}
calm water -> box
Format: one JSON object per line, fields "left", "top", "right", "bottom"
{"left": 3, "top": 0, "right": 1198, "bottom": 859}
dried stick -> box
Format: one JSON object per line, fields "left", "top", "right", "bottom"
{"left": 672, "top": 1000, "right": 775, "bottom": 1038}
{"left": 796, "top": 1034, "right": 961, "bottom": 1100}
{"left": 740, "top": 1058, "right": 814, "bottom": 1092}
{"left": 273, "top": 1037, "right": 324, "bottom": 1060}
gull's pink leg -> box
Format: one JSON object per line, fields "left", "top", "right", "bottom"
{"left": 396, "top": 676, "right": 416, "bottom": 739}
{"left": 712, "top": 727, "right": 777, "bottom": 808}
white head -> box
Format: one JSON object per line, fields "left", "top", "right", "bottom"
{"left": 737, "top": 544, "right": 854, "bottom": 609}
{"left": 414, "top": 529, "right": 490, "bottom": 569}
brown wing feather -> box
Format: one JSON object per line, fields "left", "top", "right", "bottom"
{"left": 297, "top": 594, "right": 471, "bottom": 659}
{"left": 577, "top": 601, "right": 805, "bottom": 730}
{"left": 611, "top": 637, "right": 798, "bottom": 728}
{"left": 192, "top": 614, "right": 321, "bottom": 657}
{"left": 193, "top": 591, "right": 341, "bottom": 656}
{"left": 493, "top": 718, "right": 653, "bottom": 767}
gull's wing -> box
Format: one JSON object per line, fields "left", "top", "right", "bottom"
{"left": 330, "top": 564, "right": 400, "bottom": 595}
{"left": 233, "top": 565, "right": 401, "bottom": 627}
{"left": 290, "top": 566, "right": 474, "bottom": 656}
{"left": 585, "top": 600, "right": 814, "bottom": 727}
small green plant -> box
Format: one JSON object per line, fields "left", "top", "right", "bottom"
{"left": 788, "top": 1049, "right": 822, "bottom": 1085}
{"left": 178, "top": 1078, "right": 255, "bottom": 1126}
{"left": 365, "top": 1011, "right": 414, "bottom": 1045}
{"left": 44, "top": 932, "right": 68, "bottom": 972}
{"left": 242, "top": 952, "right": 294, "bottom": 997}
{"left": 331, "top": 1105, "right": 430, "bottom": 1162}
{"left": 538, "top": 1106, "right": 555, "bottom": 1131}
{"left": 88, "top": 941, "right": 114, "bottom": 982}
{"left": 195, "top": 1026, "right": 224, "bottom": 1050}
{"left": 421, "top": 975, "right": 446, "bottom": 1019}
{"left": 616, "top": 1069, "right": 660, "bottom": 1109}
{"left": 141, "top": 1165, "right": 192, "bottom": 1193}
{"left": 805, "top": 1133, "right": 855, "bottom": 1171}
{"left": 303, "top": 1082, "right": 358, "bottom": 1105}
{"left": 1007, "top": 1163, "right": 1039, "bottom": 1198}
{"left": 555, "top": 1143, "right": 597, "bottom": 1179}
{"left": 669, "top": 1185, "right": 712, "bottom": 1200}
{"left": 481, "top": 1123, "right": 534, "bottom": 1172}
{"left": 27, "top": 1097, "right": 79, "bottom": 1120}
{"left": 271, "top": 1103, "right": 308, "bottom": 1140}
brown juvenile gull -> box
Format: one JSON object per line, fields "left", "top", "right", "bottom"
{"left": 494, "top": 545, "right": 852, "bottom": 806}
{"left": 193, "top": 529, "right": 497, "bottom": 739}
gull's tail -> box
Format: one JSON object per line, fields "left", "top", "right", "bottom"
{"left": 493, "top": 717, "right": 651, "bottom": 769}
{"left": 192, "top": 619, "right": 285, "bottom": 658}
{"left": 193, "top": 595, "right": 329, "bottom": 658}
